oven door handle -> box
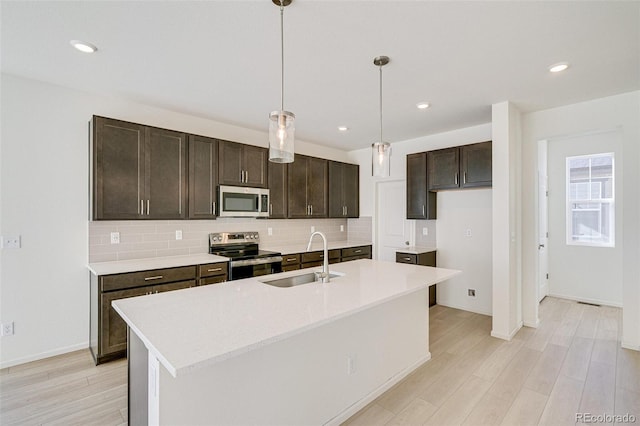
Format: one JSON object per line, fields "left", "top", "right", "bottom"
{"left": 230, "top": 256, "right": 283, "bottom": 267}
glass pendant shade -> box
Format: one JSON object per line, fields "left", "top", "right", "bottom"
{"left": 372, "top": 142, "right": 391, "bottom": 177}
{"left": 269, "top": 110, "right": 295, "bottom": 163}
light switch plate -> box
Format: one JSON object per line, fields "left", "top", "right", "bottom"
{"left": 422, "top": 227, "right": 428, "bottom": 236}
{"left": 110, "top": 232, "right": 120, "bottom": 244}
{"left": 175, "top": 230, "right": 183, "bottom": 240}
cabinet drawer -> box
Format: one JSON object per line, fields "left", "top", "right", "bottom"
{"left": 282, "top": 264, "right": 301, "bottom": 272}
{"left": 396, "top": 253, "right": 417, "bottom": 264}
{"left": 302, "top": 260, "right": 323, "bottom": 268}
{"left": 101, "top": 266, "right": 196, "bottom": 292}
{"left": 342, "top": 246, "right": 371, "bottom": 259}
{"left": 282, "top": 254, "right": 301, "bottom": 265}
{"left": 199, "top": 276, "right": 227, "bottom": 286}
{"left": 198, "top": 262, "right": 228, "bottom": 278}
{"left": 152, "top": 280, "right": 196, "bottom": 294}
{"left": 301, "top": 251, "right": 324, "bottom": 263}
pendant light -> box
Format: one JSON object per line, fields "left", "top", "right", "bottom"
{"left": 372, "top": 56, "right": 391, "bottom": 177}
{"left": 269, "top": 0, "right": 295, "bottom": 163}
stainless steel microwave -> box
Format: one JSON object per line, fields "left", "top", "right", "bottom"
{"left": 218, "top": 185, "right": 270, "bottom": 218}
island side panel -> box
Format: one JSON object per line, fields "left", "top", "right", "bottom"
{"left": 157, "top": 287, "right": 430, "bottom": 425}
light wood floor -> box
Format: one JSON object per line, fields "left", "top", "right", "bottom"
{"left": 1, "top": 297, "right": 638, "bottom": 425}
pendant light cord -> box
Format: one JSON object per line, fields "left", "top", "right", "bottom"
{"left": 379, "top": 64, "right": 383, "bottom": 145}
{"left": 280, "top": 2, "right": 285, "bottom": 112}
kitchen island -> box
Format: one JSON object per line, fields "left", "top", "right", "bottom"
{"left": 112, "top": 259, "right": 460, "bottom": 425}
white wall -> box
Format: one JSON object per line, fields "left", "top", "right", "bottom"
{"left": 547, "top": 130, "right": 623, "bottom": 306}
{"left": 0, "top": 73, "right": 350, "bottom": 367}
{"left": 436, "top": 190, "right": 493, "bottom": 315}
{"left": 491, "top": 102, "right": 523, "bottom": 340}
{"left": 521, "top": 91, "right": 640, "bottom": 350}
{"left": 347, "top": 124, "right": 494, "bottom": 314}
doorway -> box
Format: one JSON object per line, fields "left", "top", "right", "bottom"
{"left": 375, "top": 180, "right": 412, "bottom": 261}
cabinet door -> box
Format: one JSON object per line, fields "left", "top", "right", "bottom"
{"left": 188, "top": 135, "right": 217, "bottom": 219}
{"left": 407, "top": 153, "right": 427, "bottom": 219}
{"left": 146, "top": 127, "right": 187, "bottom": 219}
{"left": 93, "top": 117, "right": 145, "bottom": 220}
{"left": 461, "top": 141, "right": 492, "bottom": 188}
{"left": 328, "top": 161, "right": 345, "bottom": 218}
{"left": 287, "top": 156, "right": 310, "bottom": 218}
{"left": 268, "top": 161, "right": 288, "bottom": 218}
{"left": 343, "top": 163, "right": 360, "bottom": 218}
{"left": 218, "top": 140, "right": 244, "bottom": 186}
{"left": 243, "top": 145, "right": 268, "bottom": 188}
{"left": 100, "top": 286, "right": 150, "bottom": 356}
{"left": 428, "top": 147, "right": 460, "bottom": 190}
{"left": 308, "top": 157, "right": 328, "bottom": 217}
{"left": 152, "top": 280, "right": 196, "bottom": 294}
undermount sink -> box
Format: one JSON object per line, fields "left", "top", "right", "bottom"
{"left": 260, "top": 271, "right": 344, "bottom": 288}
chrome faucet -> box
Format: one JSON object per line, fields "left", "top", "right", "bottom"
{"left": 306, "top": 231, "right": 330, "bottom": 283}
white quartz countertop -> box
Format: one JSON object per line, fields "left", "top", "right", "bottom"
{"left": 112, "top": 259, "right": 460, "bottom": 378}
{"left": 262, "top": 240, "right": 372, "bottom": 255}
{"left": 87, "top": 253, "right": 229, "bottom": 276}
{"left": 395, "top": 246, "right": 437, "bottom": 255}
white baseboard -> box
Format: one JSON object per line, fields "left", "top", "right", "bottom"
{"left": 548, "top": 293, "right": 622, "bottom": 308}
{"left": 523, "top": 318, "right": 540, "bottom": 328}
{"left": 0, "top": 342, "right": 88, "bottom": 369}
{"left": 326, "top": 353, "right": 432, "bottom": 426}
{"left": 621, "top": 341, "right": 640, "bottom": 352}
{"left": 491, "top": 321, "right": 523, "bottom": 341}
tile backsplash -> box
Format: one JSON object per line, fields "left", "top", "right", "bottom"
{"left": 89, "top": 218, "right": 350, "bottom": 263}
{"left": 348, "top": 216, "right": 372, "bottom": 242}
{"left": 414, "top": 220, "right": 437, "bottom": 247}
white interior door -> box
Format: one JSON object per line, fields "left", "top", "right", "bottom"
{"left": 538, "top": 140, "right": 549, "bottom": 302}
{"left": 376, "top": 180, "right": 412, "bottom": 261}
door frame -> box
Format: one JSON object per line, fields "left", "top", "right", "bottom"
{"left": 537, "top": 140, "right": 549, "bottom": 303}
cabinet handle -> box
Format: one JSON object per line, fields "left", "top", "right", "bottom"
{"left": 345, "top": 206, "right": 348, "bottom": 216}
{"left": 141, "top": 200, "right": 144, "bottom": 215}
{"left": 207, "top": 267, "right": 222, "bottom": 272}
{"left": 269, "top": 203, "right": 272, "bottom": 215}
{"left": 147, "top": 200, "right": 150, "bottom": 216}
{"left": 245, "top": 171, "right": 248, "bottom": 183}
{"left": 422, "top": 205, "right": 425, "bottom": 216}
{"left": 307, "top": 205, "right": 310, "bottom": 215}
{"left": 464, "top": 171, "right": 467, "bottom": 184}
{"left": 144, "top": 275, "right": 163, "bottom": 281}
{"left": 355, "top": 249, "right": 362, "bottom": 253}
{"left": 310, "top": 205, "right": 313, "bottom": 215}
{"left": 403, "top": 257, "right": 412, "bottom": 261}
{"left": 286, "top": 258, "right": 296, "bottom": 262}
{"left": 455, "top": 173, "right": 458, "bottom": 185}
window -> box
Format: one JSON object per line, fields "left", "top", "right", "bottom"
{"left": 566, "top": 153, "right": 614, "bottom": 247}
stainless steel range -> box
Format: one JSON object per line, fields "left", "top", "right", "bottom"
{"left": 209, "top": 232, "right": 282, "bottom": 280}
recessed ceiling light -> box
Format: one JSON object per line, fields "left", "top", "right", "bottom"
{"left": 338, "top": 126, "right": 349, "bottom": 132}
{"left": 70, "top": 40, "right": 97, "bottom": 53}
{"left": 549, "top": 62, "right": 569, "bottom": 73}
{"left": 416, "top": 102, "right": 430, "bottom": 109}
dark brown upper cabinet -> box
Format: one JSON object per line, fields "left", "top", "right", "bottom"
{"left": 188, "top": 135, "right": 218, "bottom": 219}
{"left": 287, "top": 155, "right": 328, "bottom": 218}
{"left": 427, "top": 141, "right": 492, "bottom": 191}
{"left": 92, "top": 116, "right": 187, "bottom": 220}
{"left": 218, "top": 140, "right": 268, "bottom": 188}
{"left": 406, "top": 153, "right": 437, "bottom": 220}
{"left": 268, "top": 161, "right": 288, "bottom": 219}
{"left": 328, "top": 161, "right": 360, "bottom": 218}
{"left": 461, "top": 141, "right": 492, "bottom": 188}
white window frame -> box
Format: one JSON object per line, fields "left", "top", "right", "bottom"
{"left": 565, "top": 152, "right": 615, "bottom": 248}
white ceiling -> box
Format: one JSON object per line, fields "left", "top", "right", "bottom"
{"left": 2, "top": 1, "right": 638, "bottom": 151}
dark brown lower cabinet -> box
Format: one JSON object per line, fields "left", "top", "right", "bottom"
{"left": 395, "top": 251, "right": 437, "bottom": 307}
{"left": 90, "top": 263, "right": 228, "bottom": 364}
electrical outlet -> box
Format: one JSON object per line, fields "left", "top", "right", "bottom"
{"left": 340, "top": 225, "right": 344, "bottom": 232}
{"left": 311, "top": 226, "right": 315, "bottom": 233}
{"left": 468, "top": 289, "right": 476, "bottom": 297}
{"left": 175, "top": 230, "right": 183, "bottom": 240}
{"left": 1, "top": 321, "right": 14, "bottom": 336}
{"left": 422, "top": 227, "right": 428, "bottom": 236}
{"left": 110, "top": 232, "right": 120, "bottom": 244}
{"left": 1, "top": 235, "right": 21, "bottom": 249}
{"left": 268, "top": 227, "right": 273, "bottom": 236}
{"left": 465, "top": 228, "right": 472, "bottom": 237}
